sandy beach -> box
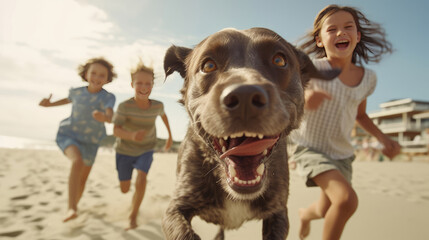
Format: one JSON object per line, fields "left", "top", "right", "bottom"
{"left": 1, "top": 147, "right": 429, "bottom": 240}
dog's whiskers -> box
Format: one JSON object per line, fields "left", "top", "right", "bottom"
{"left": 205, "top": 164, "right": 220, "bottom": 177}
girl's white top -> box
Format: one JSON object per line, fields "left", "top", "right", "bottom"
{"left": 291, "top": 58, "right": 377, "bottom": 159}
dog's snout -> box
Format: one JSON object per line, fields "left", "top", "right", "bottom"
{"left": 220, "top": 84, "right": 268, "bottom": 119}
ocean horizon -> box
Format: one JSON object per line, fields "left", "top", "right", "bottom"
{"left": 0, "top": 135, "right": 58, "bottom": 150}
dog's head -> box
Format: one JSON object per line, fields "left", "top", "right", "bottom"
{"left": 165, "top": 28, "right": 339, "bottom": 200}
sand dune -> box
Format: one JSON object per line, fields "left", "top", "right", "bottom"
{"left": 1, "top": 148, "right": 429, "bottom": 239}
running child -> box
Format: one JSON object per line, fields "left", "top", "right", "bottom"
{"left": 291, "top": 5, "right": 401, "bottom": 240}
{"left": 39, "top": 57, "right": 116, "bottom": 222}
{"left": 112, "top": 60, "right": 172, "bottom": 230}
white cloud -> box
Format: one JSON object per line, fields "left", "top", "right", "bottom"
{"left": 0, "top": 0, "right": 187, "bottom": 141}
{"left": 0, "top": 0, "right": 113, "bottom": 53}
{"left": 0, "top": 0, "right": 117, "bottom": 95}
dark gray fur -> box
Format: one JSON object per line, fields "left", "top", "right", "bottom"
{"left": 162, "top": 28, "right": 339, "bottom": 240}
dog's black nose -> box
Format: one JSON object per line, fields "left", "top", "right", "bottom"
{"left": 220, "top": 84, "right": 269, "bottom": 119}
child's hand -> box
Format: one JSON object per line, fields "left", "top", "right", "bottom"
{"left": 164, "top": 137, "right": 173, "bottom": 151}
{"left": 132, "top": 130, "right": 146, "bottom": 142}
{"left": 380, "top": 136, "right": 401, "bottom": 159}
{"left": 39, "top": 94, "right": 53, "bottom": 107}
{"left": 305, "top": 90, "right": 332, "bottom": 110}
{"left": 92, "top": 110, "right": 106, "bottom": 122}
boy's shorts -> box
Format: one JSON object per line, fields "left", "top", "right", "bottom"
{"left": 116, "top": 151, "right": 154, "bottom": 181}
{"left": 56, "top": 133, "right": 99, "bottom": 166}
{"left": 292, "top": 146, "right": 354, "bottom": 187}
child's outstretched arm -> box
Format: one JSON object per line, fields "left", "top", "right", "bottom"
{"left": 304, "top": 89, "right": 332, "bottom": 110}
{"left": 356, "top": 99, "right": 401, "bottom": 159}
{"left": 113, "top": 125, "right": 146, "bottom": 142}
{"left": 39, "top": 94, "right": 70, "bottom": 107}
{"left": 161, "top": 114, "right": 173, "bottom": 151}
{"left": 93, "top": 108, "right": 113, "bottom": 123}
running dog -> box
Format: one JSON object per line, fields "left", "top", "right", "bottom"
{"left": 162, "top": 27, "right": 339, "bottom": 240}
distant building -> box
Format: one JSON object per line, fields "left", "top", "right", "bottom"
{"left": 367, "top": 98, "right": 429, "bottom": 142}
{"left": 353, "top": 98, "right": 429, "bottom": 158}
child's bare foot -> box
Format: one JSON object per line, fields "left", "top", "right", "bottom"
{"left": 299, "top": 208, "right": 310, "bottom": 239}
{"left": 63, "top": 209, "right": 78, "bottom": 222}
{"left": 289, "top": 160, "right": 297, "bottom": 170}
{"left": 125, "top": 216, "right": 138, "bottom": 230}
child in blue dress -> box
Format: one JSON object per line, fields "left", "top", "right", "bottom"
{"left": 39, "top": 57, "right": 116, "bottom": 222}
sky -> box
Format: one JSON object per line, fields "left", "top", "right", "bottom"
{"left": 0, "top": 0, "right": 428, "bottom": 142}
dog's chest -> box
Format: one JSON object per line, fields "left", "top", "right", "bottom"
{"left": 219, "top": 199, "right": 256, "bottom": 229}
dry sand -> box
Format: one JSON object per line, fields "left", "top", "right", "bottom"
{"left": 1, "top": 148, "right": 429, "bottom": 240}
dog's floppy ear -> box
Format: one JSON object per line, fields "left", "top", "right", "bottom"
{"left": 164, "top": 45, "right": 192, "bottom": 79}
{"left": 295, "top": 49, "right": 341, "bottom": 86}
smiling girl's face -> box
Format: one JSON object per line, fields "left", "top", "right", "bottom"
{"left": 316, "top": 10, "right": 361, "bottom": 61}
{"left": 86, "top": 63, "right": 109, "bottom": 92}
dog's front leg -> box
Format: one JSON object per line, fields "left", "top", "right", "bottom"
{"left": 262, "top": 208, "right": 289, "bottom": 240}
{"left": 162, "top": 203, "right": 201, "bottom": 240}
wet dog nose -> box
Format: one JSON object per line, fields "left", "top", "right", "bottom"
{"left": 220, "top": 84, "right": 269, "bottom": 119}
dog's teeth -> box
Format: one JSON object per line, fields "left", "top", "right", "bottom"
{"left": 222, "top": 146, "right": 226, "bottom": 153}
{"left": 256, "top": 163, "right": 265, "bottom": 176}
{"left": 234, "top": 177, "right": 239, "bottom": 183}
{"left": 232, "top": 132, "right": 244, "bottom": 138}
{"left": 246, "top": 132, "right": 256, "bottom": 138}
{"left": 223, "top": 136, "right": 228, "bottom": 141}
{"left": 219, "top": 138, "right": 225, "bottom": 146}
{"left": 263, "top": 149, "right": 268, "bottom": 156}
{"left": 229, "top": 166, "right": 236, "bottom": 178}
{"left": 258, "top": 134, "right": 264, "bottom": 139}
{"left": 256, "top": 175, "right": 261, "bottom": 183}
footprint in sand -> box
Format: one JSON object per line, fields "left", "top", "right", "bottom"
{"left": 29, "top": 217, "right": 44, "bottom": 223}
{"left": 0, "top": 230, "right": 24, "bottom": 237}
{"left": 420, "top": 195, "right": 429, "bottom": 201}
{"left": 16, "top": 204, "right": 32, "bottom": 210}
{"left": 153, "top": 194, "right": 171, "bottom": 201}
{"left": 10, "top": 195, "right": 29, "bottom": 201}
{"left": 52, "top": 207, "right": 61, "bottom": 213}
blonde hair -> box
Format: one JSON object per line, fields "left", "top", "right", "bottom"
{"left": 298, "top": 4, "right": 393, "bottom": 65}
{"left": 78, "top": 57, "right": 117, "bottom": 82}
{"left": 131, "top": 59, "right": 155, "bottom": 82}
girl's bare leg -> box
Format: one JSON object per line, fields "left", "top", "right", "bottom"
{"left": 313, "top": 170, "right": 358, "bottom": 240}
{"left": 63, "top": 145, "right": 92, "bottom": 222}
{"left": 299, "top": 190, "right": 331, "bottom": 239}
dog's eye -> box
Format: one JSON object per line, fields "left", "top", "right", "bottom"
{"left": 202, "top": 60, "right": 217, "bottom": 73}
{"left": 272, "top": 54, "right": 287, "bottom": 67}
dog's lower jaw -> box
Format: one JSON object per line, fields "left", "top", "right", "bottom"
{"left": 221, "top": 167, "right": 268, "bottom": 201}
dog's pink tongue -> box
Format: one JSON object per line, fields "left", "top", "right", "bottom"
{"left": 220, "top": 137, "right": 278, "bottom": 159}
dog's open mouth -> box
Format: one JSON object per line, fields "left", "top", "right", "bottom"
{"left": 212, "top": 132, "right": 280, "bottom": 192}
